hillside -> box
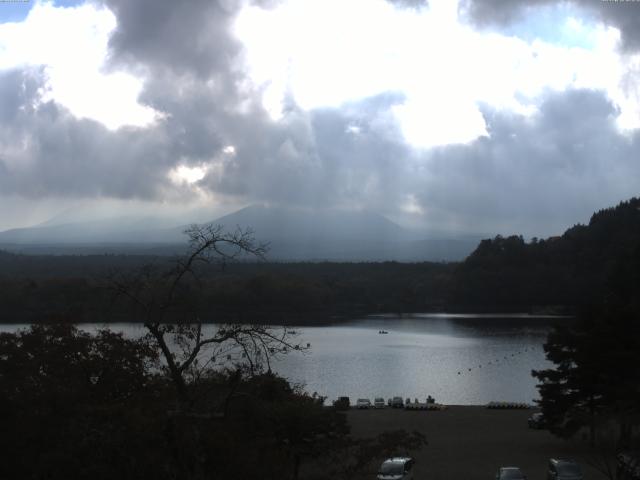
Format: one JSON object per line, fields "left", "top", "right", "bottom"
{"left": 450, "top": 197, "right": 640, "bottom": 311}
{"left": 206, "top": 205, "right": 478, "bottom": 261}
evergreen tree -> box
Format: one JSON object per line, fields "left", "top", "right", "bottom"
{"left": 532, "top": 246, "right": 640, "bottom": 446}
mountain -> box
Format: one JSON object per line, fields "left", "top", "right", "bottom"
{"left": 211, "top": 204, "right": 407, "bottom": 241}
{"left": 200, "top": 205, "right": 478, "bottom": 261}
{"left": 0, "top": 204, "right": 480, "bottom": 261}
{"left": 0, "top": 216, "right": 186, "bottom": 245}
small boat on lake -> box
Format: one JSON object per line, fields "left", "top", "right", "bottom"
{"left": 378, "top": 330, "right": 389, "bottom": 334}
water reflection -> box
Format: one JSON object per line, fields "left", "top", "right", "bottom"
{"left": 0, "top": 314, "right": 568, "bottom": 405}
{"left": 270, "top": 314, "right": 566, "bottom": 405}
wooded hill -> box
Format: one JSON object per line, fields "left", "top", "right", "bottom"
{"left": 450, "top": 197, "right": 640, "bottom": 311}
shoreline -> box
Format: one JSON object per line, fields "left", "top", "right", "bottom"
{"left": 0, "top": 311, "right": 574, "bottom": 326}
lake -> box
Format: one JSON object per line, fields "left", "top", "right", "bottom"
{"left": 1, "top": 313, "right": 566, "bottom": 405}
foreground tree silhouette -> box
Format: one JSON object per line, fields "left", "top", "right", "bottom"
{"left": 0, "top": 325, "right": 165, "bottom": 480}
{"left": 532, "top": 246, "right": 640, "bottom": 448}
{"left": 110, "top": 223, "right": 306, "bottom": 404}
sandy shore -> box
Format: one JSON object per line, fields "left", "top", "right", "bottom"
{"left": 347, "top": 406, "right": 607, "bottom": 480}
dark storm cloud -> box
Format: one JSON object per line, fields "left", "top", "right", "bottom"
{"left": 103, "top": 0, "right": 243, "bottom": 77}
{"left": 460, "top": 0, "right": 640, "bottom": 51}
{"left": 597, "top": 1, "right": 640, "bottom": 50}
{"left": 459, "top": 0, "right": 554, "bottom": 26}
{"left": 0, "top": 67, "right": 42, "bottom": 122}
{"left": 196, "top": 93, "right": 410, "bottom": 209}
{"left": 412, "top": 89, "right": 640, "bottom": 234}
{"left": 0, "top": 68, "right": 184, "bottom": 199}
{"left": 307, "top": 94, "right": 410, "bottom": 208}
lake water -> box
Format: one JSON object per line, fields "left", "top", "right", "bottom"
{"left": 1, "top": 314, "right": 566, "bottom": 405}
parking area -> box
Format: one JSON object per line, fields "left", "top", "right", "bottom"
{"left": 348, "top": 406, "right": 607, "bottom": 480}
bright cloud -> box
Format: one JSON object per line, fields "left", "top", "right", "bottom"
{"left": 0, "top": 0, "right": 156, "bottom": 129}
{"left": 235, "top": 0, "right": 640, "bottom": 148}
{"left": 169, "top": 165, "right": 207, "bottom": 185}
{"left": 222, "top": 145, "right": 236, "bottom": 155}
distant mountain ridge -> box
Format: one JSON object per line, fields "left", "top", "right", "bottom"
{"left": 212, "top": 205, "right": 408, "bottom": 241}
{"left": 0, "top": 217, "right": 186, "bottom": 244}
{"left": 0, "top": 204, "right": 479, "bottom": 261}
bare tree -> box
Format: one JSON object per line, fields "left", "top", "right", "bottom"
{"left": 110, "top": 223, "right": 306, "bottom": 404}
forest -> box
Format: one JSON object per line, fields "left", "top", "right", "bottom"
{"left": 1, "top": 197, "right": 639, "bottom": 323}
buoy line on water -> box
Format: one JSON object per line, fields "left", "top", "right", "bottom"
{"left": 455, "top": 345, "right": 543, "bottom": 377}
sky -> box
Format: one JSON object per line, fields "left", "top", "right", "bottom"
{"left": 0, "top": 0, "right": 639, "bottom": 236}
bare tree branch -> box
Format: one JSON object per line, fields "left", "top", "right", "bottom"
{"left": 107, "top": 222, "right": 303, "bottom": 406}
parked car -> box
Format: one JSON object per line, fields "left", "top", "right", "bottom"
{"left": 374, "top": 397, "right": 386, "bottom": 408}
{"left": 528, "top": 412, "right": 545, "bottom": 429}
{"left": 391, "top": 396, "right": 404, "bottom": 408}
{"left": 333, "top": 396, "right": 350, "bottom": 410}
{"left": 377, "top": 457, "right": 414, "bottom": 480}
{"left": 547, "top": 459, "right": 582, "bottom": 480}
{"left": 496, "top": 467, "right": 526, "bottom": 480}
{"left": 356, "top": 398, "right": 371, "bottom": 409}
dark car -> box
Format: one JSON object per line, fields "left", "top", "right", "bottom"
{"left": 333, "top": 396, "right": 350, "bottom": 410}
{"left": 528, "top": 412, "right": 545, "bottom": 429}
{"left": 548, "top": 459, "right": 583, "bottom": 480}
{"left": 496, "top": 467, "right": 526, "bottom": 480}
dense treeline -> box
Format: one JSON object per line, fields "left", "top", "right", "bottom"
{"left": 1, "top": 197, "right": 639, "bottom": 322}
{"left": 532, "top": 230, "right": 640, "bottom": 453}
{"left": 0, "top": 259, "right": 454, "bottom": 323}
{"left": 450, "top": 197, "right": 640, "bottom": 312}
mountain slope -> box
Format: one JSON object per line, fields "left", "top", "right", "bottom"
{"left": 210, "top": 205, "right": 407, "bottom": 241}
{"left": 0, "top": 204, "right": 479, "bottom": 261}
{"left": 0, "top": 217, "right": 186, "bottom": 245}
{"left": 206, "top": 205, "right": 476, "bottom": 261}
